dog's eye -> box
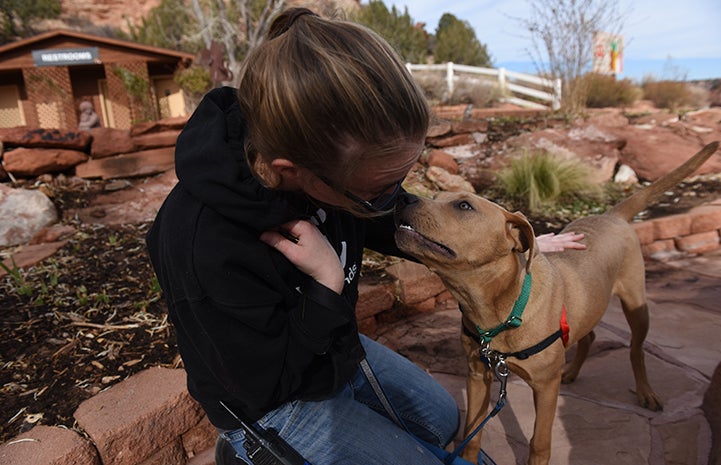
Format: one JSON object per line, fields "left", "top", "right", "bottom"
{"left": 457, "top": 200, "right": 474, "bottom": 211}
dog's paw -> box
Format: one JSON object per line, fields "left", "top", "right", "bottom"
{"left": 561, "top": 370, "right": 578, "bottom": 384}
{"left": 633, "top": 387, "right": 663, "bottom": 411}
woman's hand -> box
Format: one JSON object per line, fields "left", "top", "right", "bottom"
{"left": 536, "top": 232, "right": 586, "bottom": 253}
{"left": 260, "top": 220, "right": 345, "bottom": 294}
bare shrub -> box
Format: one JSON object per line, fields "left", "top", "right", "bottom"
{"left": 449, "top": 78, "right": 503, "bottom": 107}
{"left": 584, "top": 73, "right": 641, "bottom": 108}
{"left": 642, "top": 80, "right": 706, "bottom": 110}
{"left": 412, "top": 72, "right": 448, "bottom": 104}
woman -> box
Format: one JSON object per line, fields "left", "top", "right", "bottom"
{"left": 146, "top": 8, "right": 582, "bottom": 465}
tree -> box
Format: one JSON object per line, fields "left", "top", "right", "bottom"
{"left": 352, "top": 0, "right": 428, "bottom": 63}
{"left": 125, "top": 0, "right": 202, "bottom": 52}
{"left": 518, "top": 0, "right": 627, "bottom": 114}
{"left": 127, "top": 0, "right": 284, "bottom": 88}
{"left": 189, "top": 0, "right": 284, "bottom": 87}
{"left": 0, "top": 0, "right": 61, "bottom": 44}
{"left": 434, "top": 13, "right": 491, "bottom": 67}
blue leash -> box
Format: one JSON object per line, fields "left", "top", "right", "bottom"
{"left": 359, "top": 357, "right": 508, "bottom": 465}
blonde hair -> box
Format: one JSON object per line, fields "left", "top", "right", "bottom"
{"left": 237, "top": 7, "right": 429, "bottom": 194}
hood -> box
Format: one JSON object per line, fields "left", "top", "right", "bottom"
{"left": 174, "top": 87, "right": 306, "bottom": 231}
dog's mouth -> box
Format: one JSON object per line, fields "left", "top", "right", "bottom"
{"left": 396, "top": 222, "right": 457, "bottom": 259}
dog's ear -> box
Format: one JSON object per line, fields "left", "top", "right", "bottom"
{"left": 505, "top": 210, "right": 535, "bottom": 273}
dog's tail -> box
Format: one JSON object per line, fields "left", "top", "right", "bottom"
{"left": 606, "top": 141, "right": 719, "bottom": 222}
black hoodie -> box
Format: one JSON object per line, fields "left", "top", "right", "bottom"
{"left": 146, "top": 87, "right": 406, "bottom": 429}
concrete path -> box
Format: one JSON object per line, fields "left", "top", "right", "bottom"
{"left": 377, "top": 250, "right": 721, "bottom": 465}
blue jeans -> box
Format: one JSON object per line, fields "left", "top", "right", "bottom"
{"left": 221, "top": 334, "right": 460, "bottom": 465}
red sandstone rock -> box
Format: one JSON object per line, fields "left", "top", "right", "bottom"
{"left": 0, "top": 127, "right": 92, "bottom": 150}
{"left": 0, "top": 425, "right": 100, "bottom": 465}
{"left": 385, "top": 260, "right": 446, "bottom": 305}
{"left": 427, "top": 132, "right": 475, "bottom": 148}
{"left": 0, "top": 242, "right": 69, "bottom": 278}
{"left": 181, "top": 416, "right": 216, "bottom": 459}
{"left": 504, "top": 126, "right": 622, "bottom": 184}
{"left": 613, "top": 126, "right": 721, "bottom": 181}
{"left": 356, "top": 280, "right": 395, "bottom": 320}
{"left": 3, "top": 147, "right": 88, "bottom": 176}
{"left": 75, "top": 146, "right": 174, "bottom": 179}
{"left": 74, "top": 366, "right": 204, "bottom": 465}
{"left": 427, "top": 121, "right": 452, "bottom": 138}
{"left": 631, "top": 221, "right": 656, "bottom": 245}
{"left": 132, "top": 129, "right": 181, "bottom": 150}
{"left": 130, "top": 116, "right": 188, "bottom": 136}
{"left": 689, "top": 205, "right": 721, "bottom": 234}
{"left": 89, "top": 127, "right": 136, "bottom": 158}
{"left": 652, "top": 214, "right": 693, "bottom": 240}
{"left": 427, "top": 149, "right": 459, "bottom": 174}
{"left": 675, "top": 231, "right": 720, "bottom": 254}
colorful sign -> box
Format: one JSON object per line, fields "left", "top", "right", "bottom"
{"left": 593, "top": 32, "right": 623, "bottom": 75}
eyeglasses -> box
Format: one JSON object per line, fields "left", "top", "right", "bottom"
{"left": 318, "top": 175, "right": 404, "bottom": 213}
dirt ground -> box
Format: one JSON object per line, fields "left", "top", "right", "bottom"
{"left": 1, "top": 175, "right": 721, "bottom": 444}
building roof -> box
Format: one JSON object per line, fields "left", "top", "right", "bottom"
{"left": 0, "top": 30, "right": 194, "bottom": 70}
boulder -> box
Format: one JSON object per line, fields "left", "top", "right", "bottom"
{"left": 427, "top": 149, "right": 459, "bottom": 174}
{"left": 426, "top": 166, "right": 476, "bottom": 193}
{"left": 130, "top": 116, "right": 188, "bottom": 136}
{"left": 3, "top": 147, "right": 88, "bottom": 177}
{"left": 0, "top": 184, "right": 58, "bottom": 247}
{"left": 0, "top": 425, "right": 100, "bottom": 465}
{"left": 612, "top": 126, "right": 721, "bottom": 181}
{"left": 75, "top": 146, "right": 174, "bottom": 180}
{"left": 131, "top": 129, "right": 181, "bottom": 150}
{"left": 89, "top": 127, "right": 136, "bottom": 159}
{"left": 0, "top": 127, "right": 92, "bottom": 150}
{"left": 504, "top": 125, "right": 623, "bottom": 184}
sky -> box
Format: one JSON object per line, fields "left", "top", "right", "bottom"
{"left": 382, "top": 0, "right": 721, "bottom": 81}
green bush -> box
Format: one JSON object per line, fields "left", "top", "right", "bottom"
{"left": 174, "top": 66, "right": 212, "bottom": 97}
{"left": 584, "top": 73, "right": 641, "bottom": 108}
{"left": 498, "top": 150, "right": 600, "bottom": 213}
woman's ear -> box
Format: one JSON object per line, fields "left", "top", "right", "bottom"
{"left": 269, "top": 158, "right": 303, "bottom": 190}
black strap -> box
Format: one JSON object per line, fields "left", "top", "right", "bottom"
{"left": 463, "top": 324, "right": 563, "bottom": 361}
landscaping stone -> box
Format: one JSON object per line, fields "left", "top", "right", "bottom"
{"left": 0, "top": 184, "right": 57, "bottom": 247}
{"left": 89, "top": 127, "right": 136, "bottom": 158}
{"left": 0, "top": 425, "right": 100, "bottom": 465}
{"left": 74, "top": 367, "right": 204, "bottom": 465}
{"left": 3, "top": 147, "right": 88, "bottom": 177}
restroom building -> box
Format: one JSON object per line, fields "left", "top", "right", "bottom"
{"left": 0, "top": 30, "right": 194, "bottom": 130}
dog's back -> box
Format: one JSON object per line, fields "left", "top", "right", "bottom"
{"left": 544, "top": 141, "right": 718, "bottom": 342}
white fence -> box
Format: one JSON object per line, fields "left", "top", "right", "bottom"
{"left": 406, "top": 62, "right": 562, "bottom": 111}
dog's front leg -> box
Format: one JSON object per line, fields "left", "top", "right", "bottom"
{"left": 527, "top": 376, "right": 562, "bottom": 465}
{"left": 461, "top": 335, "right": 493, "bottom": 462}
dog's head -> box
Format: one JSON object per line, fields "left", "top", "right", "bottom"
{"left": 394, "top": 192, "right": 535, "bottom": 274}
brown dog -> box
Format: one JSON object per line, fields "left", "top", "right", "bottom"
{"left": 394, "top": 141, "right": 719, "bottom": 464}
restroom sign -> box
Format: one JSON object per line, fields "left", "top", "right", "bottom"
{"left": 32, "top": 47, "right": 100, "bottom": 67}
{"left": 593, "top": 32, "right": 623, "bottom": 75}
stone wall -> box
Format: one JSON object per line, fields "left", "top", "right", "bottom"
{"left": 633, "top": 199, "right": 721, "bottom": 259}
{"left": 0, "top": 117, "right": 188, "bottom": 181}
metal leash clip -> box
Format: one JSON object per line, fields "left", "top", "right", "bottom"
{"left": 494, "top": 357, "right": 509, "bottom": 402}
